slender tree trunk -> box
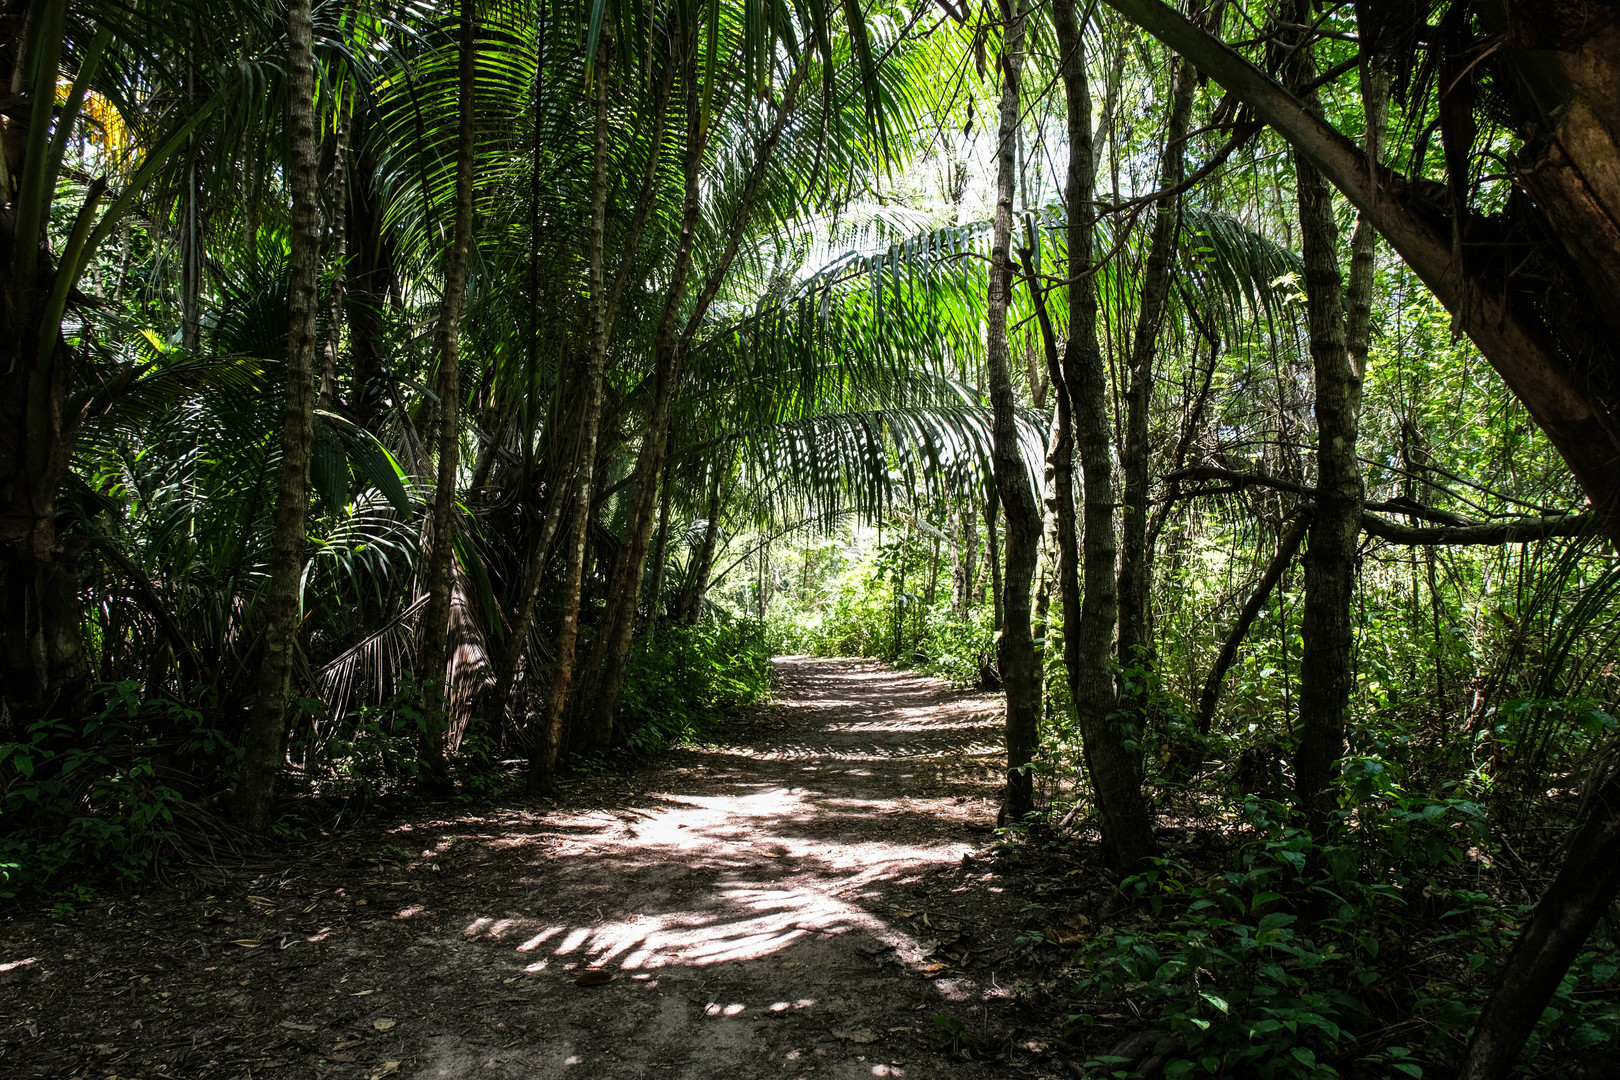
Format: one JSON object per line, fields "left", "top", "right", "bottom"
{"left": 678, "top": 461, "right": 726, "bottom": 624}
{"left": 527, "top": 33, "right": 612, "bottom": 794}
{"left": 1279, "top": 7, "right": 1368, "bottom": 832}
{"left": 1053, "top": 0, "right": 1157, "bottom": 869}
{"left": 985, "top": 0, "right": 1042, "bottom": 822}
{"left": 645, "top": 457, "right": 674, "bottom": 626}
{"left": 1116, "top": 44, "right": 1195, "bottom": 679}
{"left": 415, "top": 0, "right": 478, "bottom": 794}
{"left": 1195, "top": 514, "right": 1308, "bottom": 734}
{"left": 1019, "top": 242, "right": 1076, "bottom": 798}
{"left": 234, "top": 0, "right": 322, "bottom": 831}
{"left": 985, "top": 492, "right": 1001, "bottom": 632}
{"left": 319, "top": 116, "right": 347, "bottom": 411}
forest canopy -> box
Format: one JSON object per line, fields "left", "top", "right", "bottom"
{"left": 1, "top": 0, "right": 1617, "bottom": 1077}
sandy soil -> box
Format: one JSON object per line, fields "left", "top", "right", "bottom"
{"left": 1, "top": 657, "right": 1060, "bottom": 1080}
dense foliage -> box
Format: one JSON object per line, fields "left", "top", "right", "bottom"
{"left": 2, "top": 0, "right": 1618, "bottom": 1075}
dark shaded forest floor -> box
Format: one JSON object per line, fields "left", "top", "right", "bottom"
{"left": 0, "top": 657, "right": 1084, "bottom": 1080}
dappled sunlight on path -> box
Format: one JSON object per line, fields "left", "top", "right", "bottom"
{"left": 399, "top": 657, "right": 1018, "bottom": 1077}
{"left": 0, "top": 658, "right": 1031, "bottom": 1080}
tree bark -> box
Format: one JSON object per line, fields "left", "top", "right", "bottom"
{"left": 1278, "top": 7, "right": 1368, "bottom": 833}
{"left": 234, "top": 0, "right": 322, "bottom": 831}
{"left": 1116, "top": 43, "right": 1196, "bottom": 679}
{"left": 0, "top": 0, "right": 90, "bottom": 729}
{"left": 527, "top": 28, "right": 613, "bottom": 795}
{"left": 985, "top": 0, "right": 1042, "bottom": 823}
{"left": 1457, "top": 764, "right": 1620, "bottom": 1080}
{"left": 414, "top": 0, "right": 478, "bottom": 795}
{"left": 645, "top": 457, "right": 674, "bottom": 625}
{"left": 1052, "top": 0, "right": 1157, "bottom": 870}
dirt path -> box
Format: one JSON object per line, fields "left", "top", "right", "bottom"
{"left": 2, "top": 657, "right": 1049, "bottom": 1080}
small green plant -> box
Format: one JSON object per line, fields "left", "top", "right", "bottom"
{"left": 0, "top": 683, "right": 190, "bottom": 901}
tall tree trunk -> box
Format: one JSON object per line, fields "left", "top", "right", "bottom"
{"left": 985, "top": 491, "right": 1001, "bottom": 632}
{"left": 319, "top": 116, "right": 347, "bottom": 411}
{"left": 985, "top": 0, "right": 1042, "bottom": 823}
{"left": 527, "top": 31, "right": 613, "bottom": 795}
{"left": 234, "top": 0, "right": 322, "bottom": 831}
{"left": 415, "top": 0, "right": 478, "bottom": 794}
{"left": 1116, "top": 43, "right": 1196, "bottom": 679}
{"left": 346, "top": 113, "right": 390, "bottom": 431}
{"left": 1018, "top": 240, "right": 1075, "bottom": 804}
{"left": 582, "top": 58, "right": 808, "bottom": 752}
{"left": 1278, "top": 7, "right": 1367, "bottom": 832}
{"left": 1052, "top": 0, "right": 1156, "bottom": 869}
{"left": 0, "top": 0, "right": 89, "bottom": 729}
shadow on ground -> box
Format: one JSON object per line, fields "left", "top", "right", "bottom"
{"left": 1, "top": 658, "right": 1044, "bottom": 1080}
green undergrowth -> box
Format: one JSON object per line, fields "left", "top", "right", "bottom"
{"left": 1051, "top": 792, "right": 1618, "bottom": 1079}
{"left": 618, "top": 615, "right": 776, "bottom": 752}
{"left": 1, "top": 617, "right": 774, "bottom": 907}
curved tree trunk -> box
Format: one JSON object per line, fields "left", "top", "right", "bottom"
{"left": 985, "top": 0, "right": 1042, "bottom": 823}
{"left": 234, "top": 0, "right": 322, "bottom": 831}
{"left": 414, "top": 0, "right": 478, "bottom": 795}
{"left": 1195, "top": 514, "right": 1308, "bottom": 735}
{"left": 1052, "top": 0, "right": 1156, "bottom": 869}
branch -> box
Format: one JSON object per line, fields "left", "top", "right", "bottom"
{"left": 1360, "top": 512, "right": 1593, "bottom": 546}
{"left": 1163, "top": 465, "right": 1592, "bottom": 543}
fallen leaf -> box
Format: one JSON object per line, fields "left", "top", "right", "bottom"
{"left": 279, "top": 1021, "right": 318, "bottom": 1032}
{"left": 350, "top": 989, "right": 376, "bottom": 996}
{"left": 847, "top": 1028, "right": 878, "bottom": 1044}
{"left": 371, "top": 1018, "right": 396, "bottom": 1031}
{"left": 355, "top": 900, "right": 368, "bottom": 906}
{"left": 896, "top": 909, "right": 917, "bottom": 919}
{"left": 574, "top": 969, "right": 616, "bottom": 986}
{"left": 368, "top": 1063, "right": 399, "bottom": 1079}
{"left": 920, "top": 963, "right": 949, "bottom": 977}
{"left": 229, "top": 940, "right": 262, "bottom": 948}
{"left": 778, "top": 961, "right": 797, "bottom": 969}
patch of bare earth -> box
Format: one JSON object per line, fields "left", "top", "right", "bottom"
{"left": 0, "top": 657, "right": 1063, "bottom": 1080}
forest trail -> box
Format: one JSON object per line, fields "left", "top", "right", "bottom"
{"left": 2, "top": 658, "right": 1046, "bottom": 1080}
